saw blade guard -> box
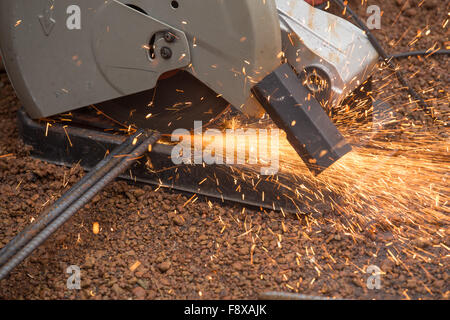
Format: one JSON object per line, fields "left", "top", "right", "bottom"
{"left": 0, "top": 0, "right": 282, "bottom": 119}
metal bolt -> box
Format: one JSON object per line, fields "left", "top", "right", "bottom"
{"left": 164, "top": 32, "right": 176, "bottom": 43}
{"left": 160, "top": 47, "right": 172, "bottom": 59}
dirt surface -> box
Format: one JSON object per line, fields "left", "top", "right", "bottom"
{"left": 0, "top": 0, "right": 448, "bottom": 300}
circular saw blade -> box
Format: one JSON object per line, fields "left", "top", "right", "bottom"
{"left": 95, "top": 71, "right": 229, "bottom": 133}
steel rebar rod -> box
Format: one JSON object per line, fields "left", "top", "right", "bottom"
{"left": 0, "top": 130, "right": 144, "bottom": 266}
{"left": 259, "top": 291, "right": 335, "bottom": 300}
{"left": 0, "top": 130, "right": 160, "bottom": 280}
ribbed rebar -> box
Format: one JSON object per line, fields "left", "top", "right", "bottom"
{"left": 0, "top": 130, "right": 143, "bottom": 265}
{"left": 259, "top": 291, "right": 335, "bottom": 300}
{"left": 0, "top": 130, "right": 160, "bottom": 280}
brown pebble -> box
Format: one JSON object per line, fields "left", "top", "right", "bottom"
{"left": 147, "top": 290, "right": 157, "bottom": 300}
{"left": 84, "top": 256, "right": 95, "bottom": 269}
{"left": 396, "top": 0, "right": 410, "bottom": 8}
{"left": 173, "top": 215, "right": 185, "bottom": 226}
{"left": 424, "top": 0, "right": 437, "bottom": 9}
{"left": 415, "top": 237, "right": 431, "bottom": 248}
{"left": 158, "top": 261, "right": 171, "bottom": 273}
{"left": 381, "top": 258, "right": 395, "bottom": 273}
{"left": 132, "top": 286, "right": 146, "bottom": 299}
{"left": 232, "top": 262, "right": 243, "bottom": 271}
{"left": 404, "top": 8, "right": 417, "bottom": 17}
{"left": 112, "top": 284, "right": 123, "bottom": 296}
{"left": 406, "top": 279, "right": 417, "bottom": 289}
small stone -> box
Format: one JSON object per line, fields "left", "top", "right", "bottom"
{"left": 404, "top": 8, "right": 417, "bottom": 17}
{"left": 381, "top": 258, "right": 395, "bottom": 273}
{"left": 415, "top": 237, "right": 431, "bottom": 248}
{"left": 132, "top": 189, "right": 146, "bottom": 197}
{"left": 395, "top": 0, "right": 410, "bottom": 8}
{"left": 434, "top": 280, "right": 444, "bottom": 288}
{"left": 158, "top": 261, "right": 171, "bottom": 273}
{"left": 406, "top": 279, "right": 417, "bottom": 289}
{"left": 147, "top": 290, "right": 157, "bottom": 300}
{"left": 95, "top": 250, "right": 106, "bottom": 259}
{"left": 239, "top": 247, "right": 248, "bottom": 255}
{"left": 81, "top": 278, "right": 92, "bottom": 289}
{"left": 247, "top": 273, "right": 257, "bottom": 280}
{"left": 84, "top": 256, "right": 95, "bottom": 269}
{"left": 424, "top": 0, "right": 437, "bottom": 10}
{"left": 232, "top": 262, "right": 243, "bottom": 271}
{"left": 173, "top": 215, "right": 185, "bottom": 226}
{"left": 137, "top": 279, "right": 149, "bottom": 290}
{"left": 132, "top": 286, "right": 146, "bottom": 299}
{"left": 112, "top": 284, "right": 123, "bottom": 295}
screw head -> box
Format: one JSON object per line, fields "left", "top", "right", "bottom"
{"left": 160, "top": 47, "right": 172, "bottom": 59}
{"left": 164, "top": 32, "right": 176, "bottom": 43}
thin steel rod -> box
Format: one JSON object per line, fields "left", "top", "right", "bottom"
{"left": 0, "top": 131, "right": 160, "bottom": 280}
{"left": 0, "top": 130, "right": 144, "bottom": 265}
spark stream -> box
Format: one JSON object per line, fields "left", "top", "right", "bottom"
{"left": 171, "top": 121, "right": 280, "bottom": 175}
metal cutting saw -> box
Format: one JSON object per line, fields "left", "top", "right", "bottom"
{"left": 0, "top": 0, "right": 379, "bottom": 208}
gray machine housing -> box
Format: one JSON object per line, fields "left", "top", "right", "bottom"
{"left": 0, "top": 0, "right": 377, "bottom": 119}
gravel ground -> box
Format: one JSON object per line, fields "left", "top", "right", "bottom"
{"left": 0, "top": 0, "right": 448, "bottom": 300}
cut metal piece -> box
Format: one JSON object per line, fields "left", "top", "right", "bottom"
{"left": 252, "top": 64, "right": 352, "bottom": 175}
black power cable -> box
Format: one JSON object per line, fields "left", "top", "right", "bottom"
{"left": 390, "top": 49, "right": 450, "bottom": 60}
{"left": 315, "top": 3, "right": 450, "bottom": 61}
{"left": 331, "top": 0, "right": 437, "bottom": 122}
